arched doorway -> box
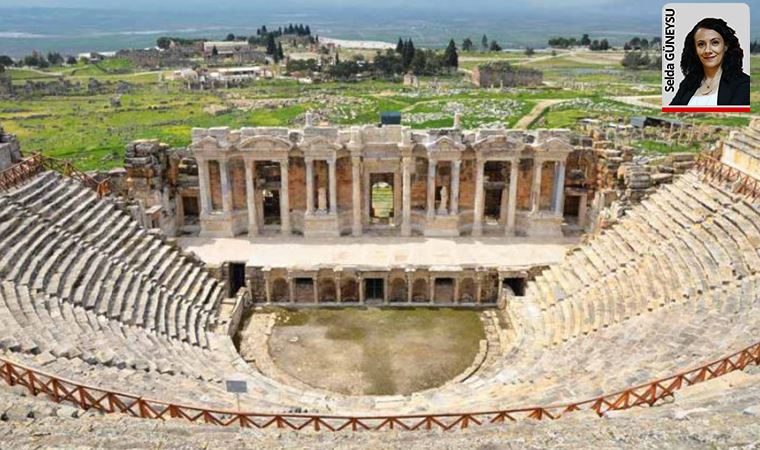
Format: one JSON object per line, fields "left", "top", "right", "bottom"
{"left": 370, "top": 174, "right": 394, "bottom": 225}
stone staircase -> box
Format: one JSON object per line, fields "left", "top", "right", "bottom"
{"left": 522, "top": 170, "right": 760, "bottom": 348}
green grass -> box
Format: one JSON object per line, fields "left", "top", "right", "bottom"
{"left": 634, "top": 139, "right": 701, "bottom": 155}
{"left": 3, "top": 53, "right": 750, "bottom": 172}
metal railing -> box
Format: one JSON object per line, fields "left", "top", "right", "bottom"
{"left": 696, "top": 154, "right": 760, "bottom": 200}
{"left": 1, "top": 340, "right": 759, "bottom": 431}
{"left": 0, "top": 153, "right": 109, "bottom": 197}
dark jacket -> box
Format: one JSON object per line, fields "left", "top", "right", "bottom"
{"left": 669, "top": 71, "right": 750, "bottom": 105}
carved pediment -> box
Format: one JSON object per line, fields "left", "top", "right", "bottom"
{"left": 238, "top": 135, "right": 293, "bottom": 152}
{"left": 472, "top": 134, "right": 522, "bottom": 152}
{"left": 426, "top": 136, "right": 466, "bottom": 153}
{"left": 533, "top": 137, "right": 573, "bottom": 155}
{"left": 300, "top": 135, "right": 343, "bottom": 153}
{"left": 189, "top": 135, "right": 223, "bottom": 151}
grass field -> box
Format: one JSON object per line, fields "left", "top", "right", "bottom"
{"left": 1, "top": 51, "right": 752, "bottom": 171}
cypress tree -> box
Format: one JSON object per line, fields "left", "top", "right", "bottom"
{"left": 444, "top": 39, "right": 458, "bottom": 68}
{"left": 396, "top": 37, "right": 404, "bottom": 54}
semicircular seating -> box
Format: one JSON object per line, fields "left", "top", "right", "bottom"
{"left": 0, "top": 161, "right": 758, "bottom": 417}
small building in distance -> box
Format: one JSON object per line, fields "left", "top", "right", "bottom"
{"left": 471, "top": 61, "right": 543, "bottom": 88}
{"left": 203, "top": 41, "right": 266, "bottom": 64}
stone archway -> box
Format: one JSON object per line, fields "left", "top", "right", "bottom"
{"left": 319, "top": 278, "right": 337, "bottom": 302}
{"left": 389, "top": 278, "right": 407, "bottom": 303}
{"left": 341, "top": 277, "right": 359, "bottom": 302}
{"left": 411, "top": 278, "right": 428, "bottom": 303}
{"left": 271, "top": 278, "right": 289, "bottom": 302}
{"left": 459, "top": 277, "right": 476, "bottom": 303}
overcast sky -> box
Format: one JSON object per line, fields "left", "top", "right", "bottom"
{"left": 0, "top": 0, "right": 738, "bottom": 11}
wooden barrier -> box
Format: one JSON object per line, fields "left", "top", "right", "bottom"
{"left": 0, "top": 153, "right": 109, "bottom": 197}
{"left": 1, "top": 340, "right": 758, "bottom": 431}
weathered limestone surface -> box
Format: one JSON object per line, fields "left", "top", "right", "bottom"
{"left": 189, "top": 125, "right": 574, "bottom": 238}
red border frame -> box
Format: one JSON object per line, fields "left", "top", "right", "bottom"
{"left": 662, "top": 107, "right": 751, "bottom": 113}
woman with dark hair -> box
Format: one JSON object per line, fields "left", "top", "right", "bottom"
{"left": 670, "top": 17, "right": 750, "bottom": 106}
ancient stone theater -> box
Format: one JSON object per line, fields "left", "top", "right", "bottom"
{"left": 0, "top": 116, "right": 759, "bottom": 446}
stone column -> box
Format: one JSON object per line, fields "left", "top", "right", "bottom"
{"left": 335, "top": 274, "right": 342, "bottom": 303}
{"left": 244, "top": 159, "right": 258, "bottom": 236}
{"left": 197, "top": 158, "right": 212, "bottom": 215}
{"left": 426, "top": 160, "right": 437, "bottom": 220}
{"left": 553, "top": 161, "right": 566, "bottom": 215}
{"left": 328, "top": 158, "right": 337, "bottom": 215}
{"left": 453, "top": 277, "right": 460, "bottom": 304}
{"left": 219, "top": 159, "right": 233, "bottom": 213}
{"left": 401, "top": 157, "right": 412, "bottom": 236}
{"left": 506, "top": 160, "right": 519, "bottom": 235}
{"left": 472, "top": 159, "right": 485, "bottom": 236}
{"left": 305, "top": 157, "right": 315, "bottom": 215}
{"left": 287, "top": 275, "right": 294, "bottom": 303}
{"left": 578, "top": 193, "right": 588, "bottom": 228}
{"left": 407, "top": 272, "right": 413, "bottom": 303}
{"left": 264, "top": 275, "right": 271, "bottom": 303}
{"left": 476, "top": 273, "right": 483, "bottom": 304}
{"left": 358, "top": 274, "right": 365, "bottom": 304}
{"left": 280, "top": 159, "right": 291, "bottom": 234}
{"left": 313, "top": 276, "right": 319, "bottom": 303}
{"left": 383, "top": 276, "right": 389, "bottom": 304}
{"left": 530, "top": 159, "right": 544, "bottom": 213}
{"left": 352, "top": 157, "right": 362, "bottom": 236}
{"left": 450, "top": 160, "right": 461, "bottom": 215}
{"left": 429, "top": 276, "right": 435, "bottom": 303}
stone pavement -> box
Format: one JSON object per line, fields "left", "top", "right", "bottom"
{"left": 177, "top": 235, "right": 580, "bottom": 270}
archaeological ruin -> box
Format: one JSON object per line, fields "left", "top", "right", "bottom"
{"left": 0, "top": 115, "right": 759, "bottom": 443}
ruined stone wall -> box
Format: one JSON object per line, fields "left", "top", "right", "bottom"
{"left": 459, "top": 160, "right": 476, "bottom": 211}
{"left": 0, "top": 126, "right": 22, "bottom": 170}
{"left": 209, "top": 160, "right": 222, "bottom": 210}
{"left": 516, "top": 160, "right": 533, "bottom": 210}
{"left": 230, "top": 158, "right": 246, "bottom": 211}
{"left": 411, "top": 158, "right": 428, "bottom": 210}
{"left": 289, "top": 158, "right": 306, "bottom": 211}
{"left": 336, "top": 157, "right": 352, "bottom": 210}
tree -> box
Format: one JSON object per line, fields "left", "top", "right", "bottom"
{"left": 443, "top": 39, "right": 458, "bottom": 68}
{"left": 156, "top": 37, "right": 171, "bottom": 49}
{"left": 481, "top": 34, "right": 488, "bottom": 50}
{"left": 266, "top": 34, "right": 277, "bottom": 55}
{"left": 47, "top": 52, "right": 64, "bottom": 65}
{"left": 402, "top": 39, "right": 415, "bottom": 68}
{"left": 305, "top": 25, "right": 311, "bottom": 35}
{"left": 580, "top": 34, "right": 591, "bottom": 46}
{"left": 396, "top": 37, "right": 404, "bottom": 54}
{"left": 462, "top": 37, "right": 473, "bottom": 52}
{"left": 599, "top": 39, "right": 609, "bottom": 50}
{"left": 225, "top": 33, "right": 235, "bottom": 41}
{"left": 65, "top": 55, "right": 77, "bottom": 65}
{"left": 524, "top": 47, "right": 535, "bottom": 56}
{"left": 489, "top": 40, "right": 502, "bottom": 52}
{"left": 411, "top": 49, "right": 426, "bottom": 74}
{"left": 0, "top": 55, "right": 13, "bottom": 67}
{"left": 276, "top": 42, "right": 284, "bottom": 62}
{"left": 211, "top": 45, "right": 219, "bottom": 57}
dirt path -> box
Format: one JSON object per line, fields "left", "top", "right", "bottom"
{"left": 514, "top": 99, "right": 566, "bottom": 129}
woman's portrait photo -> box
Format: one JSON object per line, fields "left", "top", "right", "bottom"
{"left": 669, "top": 17, "right": 750, "bottom": 106}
